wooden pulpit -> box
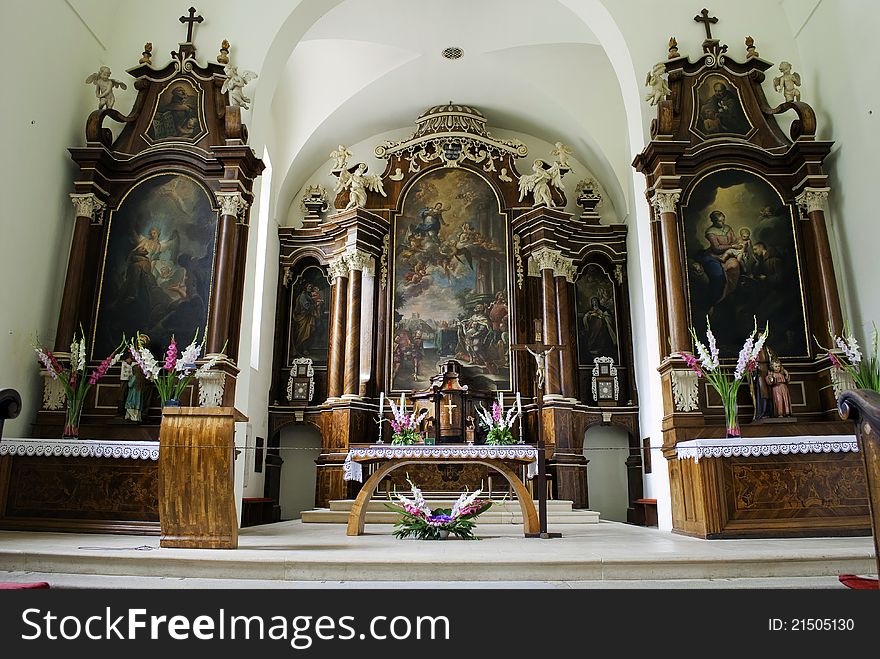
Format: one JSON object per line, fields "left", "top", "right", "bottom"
{"left": 158, "top": 406, "right": 246, "bottom": 549}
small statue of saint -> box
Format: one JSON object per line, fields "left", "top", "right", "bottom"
{"left": 765, "top": 359, "right": 792, "bottom": 418}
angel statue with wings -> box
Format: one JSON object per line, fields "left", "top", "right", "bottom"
{"left": 85, "top": 66, "right": 128, "bottom": 111}
{"left": 221, "top": 64, "right": 258, "bottom": 109}
{"left": 518, "top": 159, "right": 565, "bottom": 209}
{"left": 335, "top": 162, "right": 387, "bottom": 210}
{"left": 644, "top": 61, "right": 670, "bottom": 106}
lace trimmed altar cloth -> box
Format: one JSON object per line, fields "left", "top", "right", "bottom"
{"left": 675, "top": 435, "right": 858, "bottom": 464}
{"left": 0, "top": 437, "right": 159, "bottom": 460}
{"left": 343, "top": 444, "right": 539, "bottom": 483}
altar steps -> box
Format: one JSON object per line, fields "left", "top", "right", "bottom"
{"left": 300, "top": 499, "right": 601, "bottom": 525}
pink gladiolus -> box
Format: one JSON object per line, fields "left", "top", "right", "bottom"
{"left": 164, "top": 338, "right": 178, "bottom": 370}
{"left": 492, "top": 401, "right": 501, "bottom": 423}
{"left": 680, "top": 352, "right": 703, "bottom": 376}
{"left": 827, "top": 351, "right": 843, "bottom": 369}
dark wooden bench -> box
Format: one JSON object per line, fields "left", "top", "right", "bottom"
{"left": 634, "top": 498, "right": 658, "bottom": 527}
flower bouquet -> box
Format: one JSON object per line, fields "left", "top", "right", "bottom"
{"left": 475, "top": 394, "right": 519, "bottom": 445}
{"left": 384, "top": 397, "right": 427, "bottom": 445}
{"left": 128, "top": 330, "right": 222, "bottom": 407}
{"left": 33, "top": 329, "right": 125, "bottom": 438}
{"left": 681, "top": 317, "right": 768, "bottom": 437}
{"left": 820, "top": 322, "right": 880, "bottom": 394}
{"left": 385, "top": 478, "right": 492, "bottom": 540}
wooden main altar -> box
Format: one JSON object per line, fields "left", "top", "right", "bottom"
{"left": 269, "top": 102, "right": 644, "bottom": 520}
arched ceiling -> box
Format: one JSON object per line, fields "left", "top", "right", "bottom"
{"left": 265, "top": 0, "right": 634, "bottom": 222}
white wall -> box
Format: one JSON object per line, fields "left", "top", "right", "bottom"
{"left": 0, "top": 1, "right": 109, "bottom": 436}
{"left": 784, "top": 0, "right": 880, "bottom": 343}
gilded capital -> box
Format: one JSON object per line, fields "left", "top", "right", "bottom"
{"left": 69, "top": 193, "right": 106, "bottom": 224}
{"left": 796, "top": 188, "right": 830, "bottom": 216}
{"left": 344, "top": 248, "right": 376, "bottom": 275}
{"left": 327, "top": 255, "right": 349, "bottom": 280}
{"left": 650, "top": 189, "right": 681, "bottom": 216}
{"left": 216, "top": 192, "right": 249, "bottom": 220}
{"left": 529, "top": 245, "right": 563, "bottom": 275}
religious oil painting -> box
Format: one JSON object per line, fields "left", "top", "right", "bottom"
{"left": 682, "top": 169, "right": 808, "bottom": 358}
{"left": 94, "top": 173, "right": 217, "bottom": 359}
{"left": 146, "top": 78, "right": 206, "bottom": 142}
{"left": 692, "top": 73, "right": 753, "bottom": 137}
{"left": 575, "top": 264, "right": 620, "bottom": 365}
{"left": 391, "top": 168, "right": 511, "bottom": 392}
{"left": 287, "top": 265, "right": 330, "bottom": 366}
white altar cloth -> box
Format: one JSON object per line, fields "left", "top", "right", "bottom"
{"left": 675, "top": 435, "right": 858, "bottom": 464}
{"left": 0, "top": 437, "right": 159, "bottom": 460}
{"left": 343, "top": 444, "right": 539, "bottom": 482}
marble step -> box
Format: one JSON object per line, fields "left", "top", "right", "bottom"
{"left": 301, "top": 506, "right": 600, "bottom": 525}
{"left": 327, "top": 498, "right": 576, "bottom": 513}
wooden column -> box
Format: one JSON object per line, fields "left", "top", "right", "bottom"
{"left": 327, "top": 257, "right": 348, "bottom": 399}
{"left": 207, "top": 193, "right": 247, "bottom": 355}
{"left": 541, "top": 268, "right": 561, "bottom": 396}
{"left": 652, "top": 190, "right": 689, "bottom": 355}
{"left": 555, "top": 272, "right": 577, "bottom": 399}
{"left": 797, "top": 188, "right": 843, "bottom": 336}
{"left": 343, "top": 268, "right": 363, "bottom": 398}
{"left": 54, "top": 194, "right": 105, "bottom": 353}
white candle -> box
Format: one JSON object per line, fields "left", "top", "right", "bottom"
{"left": 379, "top": 392, "right": 384, "bottom": 416}
{"left": 516, "top": 391, "right": 522, "bottom": 416}
{"left": 400, "top": 391, "right": 405, "bottom": 411}
{"left": 499, "top": 391, "right": 504, "bottom": 409}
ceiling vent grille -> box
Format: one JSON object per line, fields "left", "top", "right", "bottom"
{"left": 442, "top": 47, "right": 463, "bottom": 60}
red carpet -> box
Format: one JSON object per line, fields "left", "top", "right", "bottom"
{"left": 0, "top": 582, "right": 50, "bottom": 589}
{"left": 838, "top": 574, "right": 880, "bottom": 589}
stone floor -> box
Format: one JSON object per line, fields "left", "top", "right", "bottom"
{"left": 0, "top": 519, "right": 875, "bottom": 589}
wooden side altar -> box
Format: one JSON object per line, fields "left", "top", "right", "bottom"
{"left": 158, "top": 406, "right": 246, "bottom": 549}
{"left": 673, "top": 435, "right": 869, "bottom": 538}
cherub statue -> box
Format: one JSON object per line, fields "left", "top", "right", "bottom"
{"left": 335, "top": 162, "right": 386, "bottom": 210}
{"left": 644, "top": 62, "right": 670, "bottom": 106}
{"left": 221, "top": 64, "right": 258, "bottom": 109}
{"left": 773, "top": 61, "right": 801, "bottom": 103}
{"left": 517, "top": 159, "right": 565, "bottom": 208}
{"left": 85, "top": 66, "right": 127, "bottom": 111}
{"left": 330, "top": 144, "right": 353, "bottom": 172}
{"left": 551, "top": 142, "right": 574, "bottom": 170}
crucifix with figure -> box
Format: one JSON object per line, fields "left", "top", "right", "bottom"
{"left": 510, "top": 340, "right": 565, "bottom": 539}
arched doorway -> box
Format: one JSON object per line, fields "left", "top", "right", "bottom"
{"left": 274, "top": 424, "right": 322, "bottom": 520}
{"left": 583, "top": 424, "right": 638, "bottom": 522}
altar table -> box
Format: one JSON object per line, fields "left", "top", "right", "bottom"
{"left": 343, "top": 444, "right": 540, "bottom": 536}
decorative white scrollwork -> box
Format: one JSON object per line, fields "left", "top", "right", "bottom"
{"left": 217, "top": 191, "right": 249, "bottom": 220}
{"left": 0, "top": 437, "right": 159, "bottom": 460}
{"left": 796, "top": 188, "right": 830, "bottom": 216}
{"left": 591, "top": 357, "right": 619, "bottom": 402}
{"left": 671, "top": 369, "right": 700, "bottom": 412}
{"left": 196, "top": 369, "right": 226, "bottom": 407}
{"left": 650, "top": 189, "right": 681, "bottom": 216}
{"left": 41, "top": 371, "right": 66, "bottom": 410}
{"left": 287, "top": 358, "right": 315, "bottom": 403}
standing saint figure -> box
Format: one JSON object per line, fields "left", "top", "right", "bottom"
{"left": 766, "top": 359, "right": 792, "bottom": 418}
{"left": 292, "top": 283, "right": 324, "bottom": 356}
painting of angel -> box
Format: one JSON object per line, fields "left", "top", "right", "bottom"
{"left": 334, "top": 162, "right": 386, "bottom": 210}
{"left": 93, "top": 174, "right": 217, "bottom": 359}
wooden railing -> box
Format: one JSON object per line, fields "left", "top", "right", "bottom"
{"left": 838, "top": 389, "right": 880, "bottom": 579}
{"left": 0, "top": 388, "right": 21, "bottom": 438}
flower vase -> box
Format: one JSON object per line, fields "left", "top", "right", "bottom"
{"left": 436, "top": 529, "right": 450, "bottom": 540}
{"left": 725, "top": 401, "right": 741, "bottom": 439}
{"left": 163, "top": 398, "right": 180, "bottom": 408}
{"left": 62, "top": 398, "right": 84, "bottom": 439}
